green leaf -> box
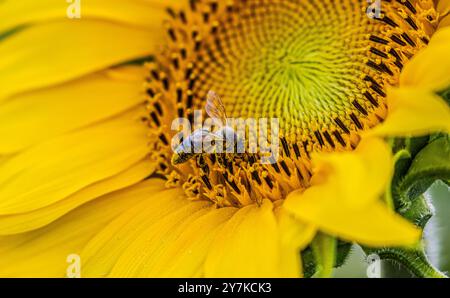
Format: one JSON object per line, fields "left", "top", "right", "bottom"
{"left": 389, "top": 149, "right": 412, "bottom": 210}
{"left": 334, "top": 241, "right": 353, "bottom": 268}
{"left": 301, "top": 247, "right": 316, "bottom": 278}
{"left": 397, "top": 136, "right": 450, "bottom": 203}
{"left": 389, "top": 136, "right": 431, "bottom": 209}
{"left": 401, "top": 195, "right": 433, "bottom": 229}
{"left": 301, "top": 240, "right": 352, "bottom": 278}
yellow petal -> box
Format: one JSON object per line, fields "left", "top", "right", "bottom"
{"left": 81, "top": 187, "right": 189, "bottom": 277}
{"left": 0, "top": 179, "right": 165, "bottom": 277}
{"left": 0, "top": 0, "right": 183, "bottom": 33}
{"left": 141, "top": 207, "right": 237, "bottom": 277}
{"left": 275, "top": 206, "right": 317, "bottom": 277}
{"left": 366, "top": 87, "right": 450, "bottom": 137}
{"left": 438, "top": 13, "right": 450, "bottom": 29}
{"left": 285, "top": 190, "right": 421, "bottom": 247}
{"left": 354, "top": 137, "right": 394, "bottom": 198}
{"left": 311, "top": 137, "right": 393, "bottom": 208}
{"left": 284, "top": 138, "right": 421, "bottom": 247}
{"left": 0, "top": 107, "right": 148, "bottom": 215}
{"left": 427, "top": 24, "right": 450, "bottom": 47}
{"left": 204, "top": 200, "right": 281, "bottom": 277}
{"left": 437, "top": 0, "right": 450, "bottom": 16}
{"left": 0, "top": 158, "right": 155, "bottom": 235}
{"left": 108, "top": 200, "right": 214, "bottom": 277}
{"left": 83, "top": 186, "right": 199, "bottom": 277}
{"left": 0, "top": 20, "right": 158, "bottom": 101}
{"left": 400, "top": 27, "right": 450, "bottom": 91}
{"left": 0, "top": 66, "right": 146, "bottom": 154}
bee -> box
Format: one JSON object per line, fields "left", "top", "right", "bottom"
{"left": 171, "top": 90, "right": 238, "bottom": 170}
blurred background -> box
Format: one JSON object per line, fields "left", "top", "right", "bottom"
{"left": 334, "top": 181, "right": 449, "bottom": 278}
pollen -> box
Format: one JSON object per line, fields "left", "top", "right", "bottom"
{"left": 143, "top": 0, "right": 437, "bottom": 207}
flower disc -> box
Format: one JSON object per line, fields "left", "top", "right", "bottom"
{"left": 145, "top": 0, "right": 437, "bottom": 206}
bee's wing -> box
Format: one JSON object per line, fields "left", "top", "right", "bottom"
{"left": 190, "top": 129, "right": 206, "bottom": 144}
{"left": 189, "top": 129, "right": 223, "bottom": 143}
{"left": 205, "top": 90, "right": 227, "bottom": 125}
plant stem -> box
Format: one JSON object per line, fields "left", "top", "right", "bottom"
{"left": 311, "top": 234, "right": 337, "bottom": 278}
{"left": 374, "top": 248, "right": 447, "bottom": 278}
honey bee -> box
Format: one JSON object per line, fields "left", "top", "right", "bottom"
{"left": 171, "top": 91, "right": 238, "bottom": 169}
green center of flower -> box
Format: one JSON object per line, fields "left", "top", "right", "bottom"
{"left": 144, "top": 0, "right": 436, "bottom": 207}
{"left": 194, "top": 1, "right": 382, "bottom": 148}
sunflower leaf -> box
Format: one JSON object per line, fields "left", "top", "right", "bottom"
{"left": 334, "top": 241, "right": 353, "bottom": 269}
{"left": 389, "top": 136, "right": 429, "bottom": 210}
{"left": 389, "top": 135, "right": 449, "bottom": 231}
{"left": 301, "top": 240, "right": 353, "bottom": 278}
{"left": 397, "top": 135, "right": 450, "bottom": 204}
{"left": 301, "top": 247, "right": 316, "bottom": 278}
{"left": 390, "top": 136, "right": 430, "bottom": 190}
{"left": 401, "top": 195, "right": 433, "bottom": 229}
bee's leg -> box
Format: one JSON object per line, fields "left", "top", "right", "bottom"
{"left": 226, "top": 154, "right": 235, "bottom": 174}
{"left": 216, "top": 153, "right": 226, "bottom": 169}
{"left": 196, "top": 155, "right": 210, "bottom": 176}
{"left": 216, "top": 153, "right": 233, "bottom": 174}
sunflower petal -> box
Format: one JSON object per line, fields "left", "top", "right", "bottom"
{"left": 0, "top": 66, "right": 146, "bottom": 154}
{"left": 0, "top": 179, "right": 165, "bottom": 277}
{"left": 0, "top": 20, "right": 158, "bottom": 101}
{"left": 400, "top": 27, "right": 450, "bottom": 91}
{"left": 285, "top": 190, "right": 421, "bottom": 247}
{"left": 366, "top": 87, "right": 450, "bottom": 137}
{"left": 204, "top": 200, "right": 281, "bottom": 277}
{"left": 0, "top": 107, "right": 148, "bottom": 215}
{"left": 81, "top": 187, "right": 190, "bottom": 277}
{"left": 140, "top": 207, "right": 237, "bottom": 277}
{"left": 284, "top": 138, "right": 421, "bottom": 247}
{"left": 0, "top": 0, "right": 183, "bottom": 33}
{"left": 0, "top": 158, "right": 155, "bottom": 235}
{"left": 438, "top": 13, "right": 450, "bottom": 29}
{"left": 309, "top": 138, "right": 393, "bottom": 208}
{"left": 437, "top": 0, "right": 450, "bottom": 16}
{"left": 275, "top": 206, "right": 317, "bottom": 277}
{"left": 108, "top": 200, "right": 214, "bottom": 277}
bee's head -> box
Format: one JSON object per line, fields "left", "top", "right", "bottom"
{"left": 171, "top": 150, "right": 195, "bottom": 165}
{"left": 171, "top": 153, "right": 184, "bottom": 165}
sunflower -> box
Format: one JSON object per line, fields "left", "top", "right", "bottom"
{"left": 0, "top": 0, "right": 449, "bottom": 278}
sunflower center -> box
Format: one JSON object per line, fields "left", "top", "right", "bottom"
{"left": 195, "top": 1, "right": 381, "bottom": 145}
{"left": 144, "top": 0, "right": 437, "bottom": 207}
